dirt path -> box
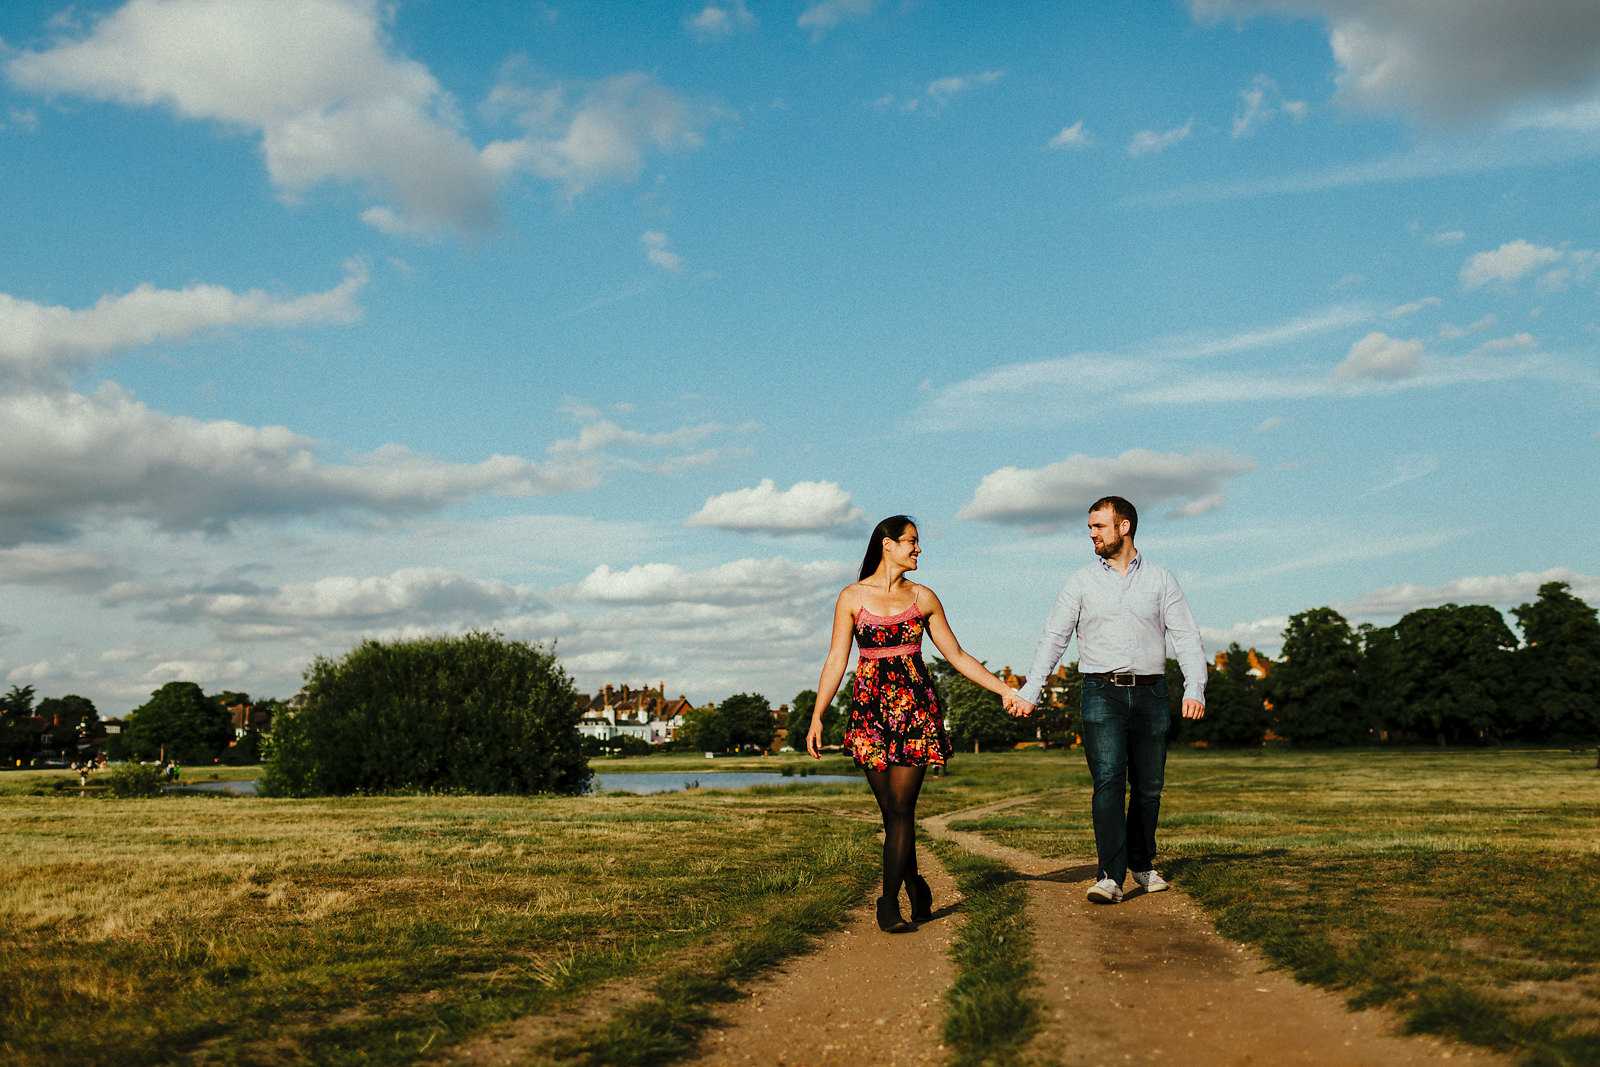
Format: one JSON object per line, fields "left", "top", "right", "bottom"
{"left": 690, "top": 798, "right": 1510, "bottom": 1066}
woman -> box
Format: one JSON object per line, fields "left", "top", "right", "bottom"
{"left": 806, "top": 515, "right": 1016, "bottom": 932}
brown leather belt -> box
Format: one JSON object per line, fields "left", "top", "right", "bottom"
{"left": 1084, "top": 671, "right": 1164, "bottom": 687}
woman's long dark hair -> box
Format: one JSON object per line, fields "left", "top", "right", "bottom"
{"left": 858, "top": 515, "right": 917, "bottom": 581}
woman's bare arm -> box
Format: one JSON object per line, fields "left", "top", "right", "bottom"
{"left": 919, "top": 586, "right": 1012, "bottom": 698}
{"left": 807, "top": 587, "right": 857, "bottom": 757}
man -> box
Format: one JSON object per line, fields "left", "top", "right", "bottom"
{"left": 1007, "top": 496, "right": 1206, "bottom": 904}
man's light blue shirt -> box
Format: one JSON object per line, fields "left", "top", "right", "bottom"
{"left": 1015, "top": 552, "right": 1207, "bottom": 706}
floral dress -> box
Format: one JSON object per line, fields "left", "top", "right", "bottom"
{"left": 842, "top": 598, "right": 953, "bottom": 771}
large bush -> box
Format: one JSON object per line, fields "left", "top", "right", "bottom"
{"left": 262, "top": 632, "right": 590, "bottom": 797}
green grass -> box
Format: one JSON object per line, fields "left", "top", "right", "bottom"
{"left": 0, "top": 787, "right": 879, "bottom": 1065}
{"left": 950, "top": 746, "right": 1600, "bottom": 1067}
{"left": 927, "top": 838, "right": 1041, "bottom": 1067}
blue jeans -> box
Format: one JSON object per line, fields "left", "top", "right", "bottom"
{"left": 1080, "top": 677, "right": 1170, "bottom": 885}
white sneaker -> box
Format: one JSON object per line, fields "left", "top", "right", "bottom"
{"left": 1131, "top": 869, "right": 1169, "bottom": 893}
{"left": 1086, "top": 877, "right": 1123, "bottom": 904}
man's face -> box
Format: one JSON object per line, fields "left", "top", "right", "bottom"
{"left": 1087, "top": 508, "right": 1126, "bottom": 558}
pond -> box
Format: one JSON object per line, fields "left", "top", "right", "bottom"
{"left": 168, "top": 771, "right": 862, "bottom": 797}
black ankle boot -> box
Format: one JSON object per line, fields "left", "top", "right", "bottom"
{"left": 876, "top": 895, "right": 911, "bottom": 933}
{"left": 907, "top": 874, "right": 933, "bottom": 922}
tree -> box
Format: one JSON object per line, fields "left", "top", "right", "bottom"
{"left": 1194, "top": 644, "right": 1273, "bottom": 747}
{"left": 1512, "top": 582, "right": 1600, "bottom": 756}
{"left": 1269, "top": 607, "right": 1370, "bottom": 746}
{"left": 1390, "top": 603, "right": 1517, "bottom": 745}
{"left": 125, "top": 682, "right": 232, "bottom": 763}
{"left": 35, "top": 695, "right": 102, "bottom": 759}
{"left": 1023, "top": 663, "right": 1082, "bottom": 747}
{"left": 0, "top": 684, "right": 37, "bottom": 766}
{"left": 932, "top": 657, "right": 1023, "bottom": 753}
{"left": 785, "top": 689, "right": 818, "bottom": 751}
{"left": 683, "top": 693, "right": 776, "bottom": 753}
{"left": 1357, "top": 623, "right": 1403, "bottom": 739}
{"left": 719, "top": 692, "right": 776, "bottom": 752}
{"left": 261, "top": 631, "right": 590, "bottom": 797}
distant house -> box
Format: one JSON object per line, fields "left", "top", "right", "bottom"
{"left": 224, "top": 701, "right": 276, "bottom": 739}
{"left": 576, "top": 683, "right": 694, "bottom": 745}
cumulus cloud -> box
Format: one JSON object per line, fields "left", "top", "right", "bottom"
{"left": 572, "top": 557, "right": 850, "bottom": 607}
{"left": 1332, "top": 331, "right": 1424, "bottom": 381}
{"left": 8, "top": 0, "right": 714, "bottom": 231}
{"left": 1341, "top": 566, "right": 1600, "bottom": 618}
{"left": 0, "top": 266, "right": 365, "bottom": 381}
{"left": 1232, "top": 73, "right": 1309, "bottom": 137}
{"left": 0, "top": 385, "right": 596, "bottom": 543}
{"left": 686, "top": 479, "right": 865, "bottom": 534}
{"left": 641, "top": 231, "right": 683, "bottom": 272}
{"left": 956, "top": 449, "right": 1256, "bottom": 531}
{"left": 1460, "top": 238, "right": 1595, "bottom": 291}
{"left": 0, "top": 545, "right": 127, "bottom": 592}
{"left": 1189, "top": 0, "right": 1600, "bottom": 125}
{"left": 1129, "top": 118, "right": 1194, "bottom": 156}
{"left": 1049, "top": 120, "right": 1090, "bottom": 149}
{"left": 482, "top": 68, "right": 709, "bottom": 198}
{"left": 8, "top": 0, "right": 499, "bottom": 233}
{"left": 686, "top": 0, "right": 755, "bottom": 39}
{"left": 878, "top": 70, "right": 1004, "bottom": 113}
{"left": 797, "top": 0, "right": 878, "bottom": 39}
{"left": 151, "top": 566, "right": 536, "bottom": 640}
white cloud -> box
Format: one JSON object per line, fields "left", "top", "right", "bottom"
{"left": 797, "top": 0, "right": 878, "bottom": 39}
{"left": 686, "top": 479, "right": 865, "bottom": 533}
{"left": 877, "top": 70, "right": 1004, "bottom": 113}
{"left": 0, "top": 385, "right": 596, "bottom": 543}
{"left": 1049, "top": 120, "right": 1090, "bottom": 149}
{"left": 151, "top": 567, "right": 536, "bottom": 640}
{"left": 1383, "top": 296, "right": 1440, "bottom": 318}
{"left": 9, "top": 1, "right": 714, "bottom": 231}
{"left": 1254, "top": 414, "right": 1290, "bottom": 433}
{"left": 0, "top": 545, "right": 126, "bottom": 592}
{"left": 641, "top": 230, "right": 684, "bottom": 272}
{"left": 1232, "top": 73, "right": 1309, "bottom": 137}
{"left": 686, "top": 0, "right": 755, "bottom": 39}
{"left": 8, "top": 0, "right": 499, "bottom": 233}
{"left": 1341, "top": 567, "right": 1600, "bottom": 618}
{"left": 571, "top": 557, "right": 850, "bottom": 607}
{"left": 1370, "top": 452, "right": 1438, "bottom": 492}
{"left": 0, "top": 265, "right": 365, "bottom": 381}
{"left": 1201, "top": 615, "right": 1292, "bottom": 656}
{"left": 1189, "top": 0, "right": 1600, "bottom": 125}
{"left": 1460, "top": 239, "right": 1565, "bottom": 289}
{"left": 1332, "top": 331, "right": 1424, "bottom": 381}
{"left": 1129, "top": 118, "right": 1194, "bottom": 156}
{"left": 956, "top": 449, "right": 1256, "bottom": 531}
{"left": 482, "top": 69, "right": 709, "bottom": 199}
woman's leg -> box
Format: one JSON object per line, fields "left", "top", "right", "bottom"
{"left": 865, "top": 764, "right": 928, "bottom": 900}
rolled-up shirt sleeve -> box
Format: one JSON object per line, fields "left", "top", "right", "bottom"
{"left": 1016, "top": 575, "right": 1082, "bottom": 706}
{"left": 1162, "top": 570, "right": 1207, "bottom": 704}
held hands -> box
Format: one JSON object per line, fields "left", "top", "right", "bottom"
{"left": 1002, "top": 689, "right": 1035, "bottom": 718}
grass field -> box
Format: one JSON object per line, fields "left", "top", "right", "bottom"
{"left": 3, "top": 747, "right": 1596, "bottom": 1065}
{"left": 951, "top": 746, "right": 1600, "bottom": 1067}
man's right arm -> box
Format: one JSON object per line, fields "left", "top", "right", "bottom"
{"left": 1015, "top": 574, "right": 1082, "bottom": 706}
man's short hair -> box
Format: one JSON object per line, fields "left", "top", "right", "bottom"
{"left": 1089, "top": 495, "right": 1138, "bottom": 538}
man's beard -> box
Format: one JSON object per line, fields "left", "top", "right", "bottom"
{"left": 1095, "top": 533, "right": 1123, "bottom": 558}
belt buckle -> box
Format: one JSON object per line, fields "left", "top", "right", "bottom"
{"left": 1111, "top": 671, "right": 1136, "bottom": 687}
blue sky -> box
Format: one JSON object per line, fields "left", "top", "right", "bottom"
{"left": 2, "top": 0, "right": 1597, "bottom": 715}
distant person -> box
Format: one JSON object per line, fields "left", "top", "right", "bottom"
{"left": 1006, "top": 496, "right": 1207, "bottom": 904}
{"left": 807, "top": 515, "right": 1016, "bottom": 932}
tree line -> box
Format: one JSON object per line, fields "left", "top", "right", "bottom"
{"left": 925, "top": 581, "right": 1600, "bottom": 757}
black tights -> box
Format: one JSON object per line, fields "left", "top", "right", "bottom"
{"left": 865, "top": 765, "right": 927, "bottom": 901}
